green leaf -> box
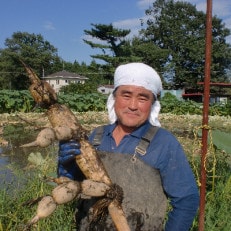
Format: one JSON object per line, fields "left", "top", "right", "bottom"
{"left": 212, "top": 130, "right": 231, "bottom": 154}
{"left": 28, "top": 152, "right": 46, "bottom": 167}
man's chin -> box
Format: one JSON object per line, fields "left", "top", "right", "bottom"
{"left": 120, "top": 120, "right": 142, "bottom": 129}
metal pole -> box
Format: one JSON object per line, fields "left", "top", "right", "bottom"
{"left": 198, "top": 0, "right": 212, "bottom": 230}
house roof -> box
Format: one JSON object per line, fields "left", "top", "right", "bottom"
{"left": 43, "top": 70, "right": 88, "bottom": 80}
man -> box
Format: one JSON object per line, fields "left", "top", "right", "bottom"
{"left": 58, "top": 63, "right": 199, "bottom": 231}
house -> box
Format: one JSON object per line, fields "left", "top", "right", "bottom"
{"left": 182, "top": 82, "right": 231, "bottom": 104}
{"left": 43, "top": 70, "right": 88, "bottom": 93}
{"left": 97, "top": 85, "right": 114, "bottom": 94}
{"left": 161, "top": 89, "right": 184, "bottom": 100}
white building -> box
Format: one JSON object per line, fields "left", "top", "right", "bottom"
{"left": 43, "top": 70, "right": 88, "bottom": 93}
{"left": 97, "top": 85, "right": 114, "bottom": 94}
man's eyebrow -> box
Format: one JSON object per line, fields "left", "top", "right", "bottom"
{"left": 138, "top": 92, "right": 151, "bottom": 98}
{"left": 120, "top": 90, "right": 151, "bottom": 98}
{"left": 120, "top": 89, "right": 132, "bottom": 94}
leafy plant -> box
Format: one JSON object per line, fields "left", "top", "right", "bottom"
{"left": 0, "top": 90, "right": 34, "bottom": 113}
{"left": 190, "top": 148, "right": 231, "bottom": 231}
{"left": 160, "top": 92, "right": 231, "bottom": 116}
{"left": 0, "top": 90, "right": 230, "bottom": 116}
{"left": 58, "top": 92, "right": 107, "bottom": 112}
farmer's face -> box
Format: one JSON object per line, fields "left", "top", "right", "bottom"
{"left": 114, "top": 85, "right": 154, "bottom": 129}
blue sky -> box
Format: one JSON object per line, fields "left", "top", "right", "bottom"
{"left": 0, "top": 0, "right": 231, "bottom": 65}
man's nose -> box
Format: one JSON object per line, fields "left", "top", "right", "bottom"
{"left": 128, "top": 98, "right": 138, "bottom": 110}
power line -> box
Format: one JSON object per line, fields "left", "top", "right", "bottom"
{"left": 0, "top": 72, "right": 22, "bottom": 74}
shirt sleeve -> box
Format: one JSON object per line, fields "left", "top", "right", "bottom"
{"left": 150, "top": 130, "right": 199, "bottom": 231}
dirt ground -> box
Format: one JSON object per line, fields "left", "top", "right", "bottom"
{"left": 1, "top": 111, "right": 230, "bottom": 129}
{"left": 1, "top": 111, "right": 230, "bottom": 153}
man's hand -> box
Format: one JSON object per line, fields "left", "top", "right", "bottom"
{"left": 57, "top": 140, "right": 81, "bottom": 180}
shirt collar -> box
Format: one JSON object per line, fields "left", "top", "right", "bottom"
{"left": 106, "top": 120, "right": 151, "bottom": 139}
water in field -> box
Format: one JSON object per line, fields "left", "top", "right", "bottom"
{"left": 0, "top": 124, "right": 58, "bottom": 189}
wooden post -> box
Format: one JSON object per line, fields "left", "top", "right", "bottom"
{"left": 199, "top": 0, "right": 213, "bottom": 231}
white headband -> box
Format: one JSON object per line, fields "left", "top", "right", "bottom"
{"left": 114, "top": 62, "right": 162, "bottom": 97}
{"left": 107, "top": 63, "right": 162, "bottom": 127}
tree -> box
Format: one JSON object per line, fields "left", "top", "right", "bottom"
{"left": 131, "top": 37, "right": 169, "bottom": 84}
{"left": 0, "top": 32, "right": 62, "bottom": 90}
{"left": 83, "top": 23, "right": 142, "bottom": 67}
{"left": 141, "top": 0, "right": 231, "bottom": 88}
{"left": 60, "top": 82, "right": 98, "bottom": 95}
{"left": 83, "top": 23, "right": 145, "bottom": 83}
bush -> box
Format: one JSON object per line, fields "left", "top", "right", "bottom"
{"left": 160, "top": 92, "right": 231, "bottom": 116}
{"left": 0, "top": 90, "right": 230, "bottom": 115}
{"left": 58, "top": 92, "right": 107, "bottom": 112}
{"left": 0, "top": 90, "right": 34, "bottom": 113}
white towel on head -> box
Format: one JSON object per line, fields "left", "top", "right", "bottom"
{"left": 107, "top": 62, "right": 163, "bottom": 127}
{"left": 114, "top": 62, "right": 162, "bottom": 98}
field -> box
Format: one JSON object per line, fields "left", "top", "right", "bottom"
{"left": 0, "top": 112, "right": 230, "bottom": 231}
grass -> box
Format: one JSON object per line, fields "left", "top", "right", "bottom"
{"left": 0, "top": 112, "right": 230, "bottom": 230}
{"left": 0, "top": 151, "right": 77, "bottom": 231}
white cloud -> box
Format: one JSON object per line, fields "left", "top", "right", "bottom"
{"left": 113, "top": 18, "right": 141, "bottom": 29}
{"left": 83, "top": 1, "right": 231, "bottom": 45}
{"left": 195, "top": 0, "right": 231, "bottom": 19}
{"left": 44, "top": 21, "right": 55, "bottom": 31}
{"left": 80, "top": 18, "right": 143, "bottom": 44}
{"left": 113, "top": 17, "right": 146, "bottom": 39}
{"left": 190, "top": 0, "right": 231, "bottom": 43}
{"left": 138, "top": 0, "right": 231, "bottom": 42}
{"left": 215, "top": 0, "right": 231, "bottom": 18}
{"left": 180, "top": 0, "right": 231, "bottom": 27}
{"left": 80, "top": 34, "right": 105, "bottom": 45}
{"left": 137, "top": 0, "right": 152, "bottom": 9}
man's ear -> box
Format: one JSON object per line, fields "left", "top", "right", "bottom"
{"left": 152, "top": 94, "right": 156, "bottom": 104}
{"left": 113, "top": 87, "right": 118, "bottom": 97}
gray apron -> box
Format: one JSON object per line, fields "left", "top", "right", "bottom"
{"left": 75, "top": 152, "right": 167, "bottom": 231}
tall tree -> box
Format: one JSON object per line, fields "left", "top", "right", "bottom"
{"left": 83, "top": 23, "right": 144, "bottom": 83}
{"left": 131, "top": 37, "right": 169, "bottom": 83}
{"left": 141, "top": 0, "right": 231, "bottom": 88}
{"left": 0, "top": 32, "right": 62, "bottom": 90}
{"left": 83, "top": 23, "right": 141, "bottom": 67}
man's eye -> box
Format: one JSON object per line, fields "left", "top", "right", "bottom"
{"left": 139, "top": 97, "right": 148, "bottom": 101}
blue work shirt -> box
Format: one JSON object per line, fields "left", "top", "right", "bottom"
{"left": 89, "top": 120, "right": 199, "bottom": 231}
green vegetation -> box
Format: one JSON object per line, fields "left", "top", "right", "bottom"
{"left": 0, "top": 154, "right": 77, "bottom": 231}
{"left": 0, "top": 89, "right": 108, "bottom": 113}
{"left": 58, "top": 92, "right": 107, "bottom": 112}
{"left": 0, "top": 89, "right": 230, "bottom": 116}
{"left": 0, "top": 90, "right": 34, "bottom": 113}
{"left": 189, "top": 148, "right": 231, "bottom": 231}
{"left": 0, "top": 112, "right": 230, "bottom": 231}
{"left": 160, "top": 93, "right": 231, "bottom": 116}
